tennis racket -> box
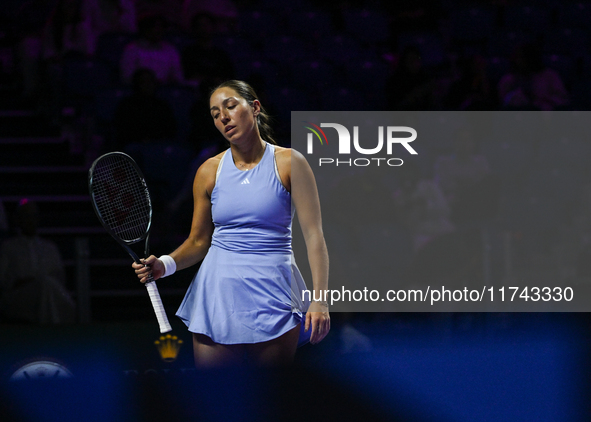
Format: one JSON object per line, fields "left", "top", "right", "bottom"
{"left": 88, "top": 152, "right": 172, "bottom": 333}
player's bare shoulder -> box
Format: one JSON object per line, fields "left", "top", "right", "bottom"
{"left": 289, "top": 148, "right": 308, "bottom": 164}
{"left": 282, "top": 147, "right": 311, "bottom": 172}
{"left": 272, "top": 145, "right": 292, "bottom": 191}
{"left": 273, "top": 147, "right": 310, "bottom": 175}
{"left": 274, "top": 145, "right": 291, "bottom": 165}
{"left": 195, "top": 150, "right": 226, "bottom": 197}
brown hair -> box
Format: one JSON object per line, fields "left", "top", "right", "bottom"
{"left": 210, "top": 80, "right": 277, "bottom": 145}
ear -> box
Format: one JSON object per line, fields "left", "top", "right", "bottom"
{"left": 251, "top": 99, "right": 261, "bottom": 117}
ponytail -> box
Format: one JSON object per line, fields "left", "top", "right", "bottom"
{"left": 256, "top": 108, "right": 277, "bottom": 145}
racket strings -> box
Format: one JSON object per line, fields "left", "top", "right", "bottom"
{"left": 91, "top": 155, "right": 151, "bottom": 242}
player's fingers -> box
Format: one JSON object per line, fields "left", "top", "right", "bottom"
{"left": 312, "top": 315, "right": 329, "bottom": 343}
{"left": 131, "top": 261, "right": 143, "bottom": 270}
{"left": 320, "top": 318, "right": 329, "bottom": 337}
{"left": 310, "top": 319, "right": 318, "bottom": 344}
{"left": 305, "top": 312, "right": 311, "bottom": 332}
{"left": 142, "top": 255, "right": 157, "bottom": 265}
{"left": 320, "top": 318, "right": 330, "bottom": 341}
{"left": 134, "top": 265, "right": 149, "bottom": 275}
{"left": 313, "top": 314, "right": 326, "bottom": 344}
{"left": 141, "top": 268, "right": 154, "bottom": 283}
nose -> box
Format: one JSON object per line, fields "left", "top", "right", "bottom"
{"left": 220, "top": 110, "right": 230, "bottom": 123}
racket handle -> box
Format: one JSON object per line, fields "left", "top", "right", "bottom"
{"left": 145, "top": 277, "right": 172, "bottom": 333}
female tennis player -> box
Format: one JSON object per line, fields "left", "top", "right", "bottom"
{"left": 133, "top": 80, "right": 329, "bottom": 367}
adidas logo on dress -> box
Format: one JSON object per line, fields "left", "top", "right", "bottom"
{"left": 241, "top": 178, "right": 250, "bottom": 185}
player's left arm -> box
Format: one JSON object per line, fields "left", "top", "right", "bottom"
{"left": 276, "top": 147, "right": 330, "bottom": 345}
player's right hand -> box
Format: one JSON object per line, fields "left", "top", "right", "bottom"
{"left": 132, "top": 255, "right": 164, "bottom": 283}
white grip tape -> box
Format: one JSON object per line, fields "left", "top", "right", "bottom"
{"left": 146, "top": 280, "right": 172, "bottom": 333}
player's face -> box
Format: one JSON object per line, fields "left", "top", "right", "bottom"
{"left": 209, "top": 87, "right": 260, "bottom": 144}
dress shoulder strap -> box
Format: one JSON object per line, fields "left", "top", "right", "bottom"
{"left": 215, "top": 149, "right": 229, "bottom": 185}
{"left": 267, "top": 143, "right": 282, "bottom": 185}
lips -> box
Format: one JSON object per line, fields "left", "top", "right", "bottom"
{"left": 225, "top": 125, "right": 236, "bottom": 133}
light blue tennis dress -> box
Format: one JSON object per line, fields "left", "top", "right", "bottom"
{"left": 176, "top": 143, "right": 311, "bottom": 346}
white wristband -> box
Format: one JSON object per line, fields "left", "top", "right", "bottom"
{"left": 159, "top": 255, "right": 177, "bottom": 278}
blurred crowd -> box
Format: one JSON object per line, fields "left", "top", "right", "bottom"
{"left": 1, "top": 0, "right": 587, "bottom": 148}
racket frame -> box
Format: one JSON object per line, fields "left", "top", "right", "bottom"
{"left": 88, "top": 152, "right": 172, "bottom": 333}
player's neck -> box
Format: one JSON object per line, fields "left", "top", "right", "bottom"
{"left": 231, "top": 137, "right": 266, "bottom": 165}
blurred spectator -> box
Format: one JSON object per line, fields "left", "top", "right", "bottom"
{"left": 434, "top": 130, "right": 498, "bottom": 224}
{"left": 385, "top": 45, "right": 436, "bottom": 110}
{"left": 181, "top": 0, "right": 238, "bottom": 34}
{"left": 15, "top": 0, "right": 57, "bottom": 101}
{"left": 393, "top": 161, "right": 455, "bottom": 252}
{"left": 181, "top": 13, "right": 235, "bottom": 88}
{"left": 435, "top": 130, "right": 490, "bottom": 202}
{"left": 114, "top": 68, "right": 177, "bottom": 148}
{"left": 120, "top": 14, "right": 184, "bottom": 85}
{"left": 38, "top": 0, "right": 96, "bottom": 126}
{"left": 42, "top": 0, "right": 95, "bottom": 60}
{"left": 84, "top": 0, "right": 137, "bottom": 43}
{"left": 0, "top": 200, "right": 75, "bottom": 324}
{"left": 35, "top": 0, "right": 136, "bottom": 79}
{"left": 444, "top": 55, "right": 494, "bottom": 110}
{"left": 395, "top": 164, "right": 483, "bottom": 289}
{"left": 135, "top": 0, "right": 183, "bottom": 29}
{"left": 497, "top": 43, "right": 569, "bottom": 111}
